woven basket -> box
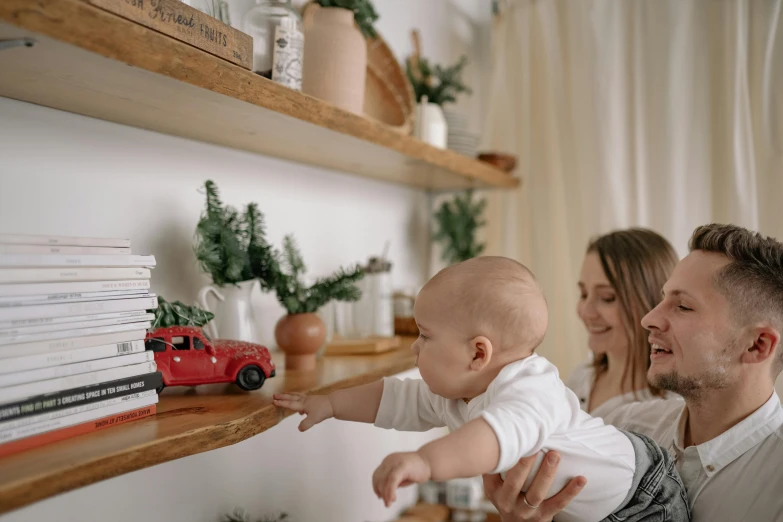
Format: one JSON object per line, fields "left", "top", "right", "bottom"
{"left": 301, "top": 2, "right": 415, "bottom": 134}
{"left": 364, "top": 35, "right": 415, "bottom": 134}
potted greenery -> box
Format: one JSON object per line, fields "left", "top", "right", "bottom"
{"left": 193, "top": 180, "right": 363, "bottom": 369}
{"left": 193, "top": 180, "right": 276, "bottom": 342}
{"left": 406, "top": 30, "right": 472, "bottom": 148}
{"left": 406, "top": 54, "right": 472, "bottom": 108}
{"left": 432, "top": 189, "right": 487, "bottom": 265}
{"left": 301, "top": 0, "right": 379, "bottom": 114}
{"left": 262, "top": 236, "right": 363, "bottom": 371}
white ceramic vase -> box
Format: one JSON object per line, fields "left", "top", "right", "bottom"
{"left": 415, "top": 100, "right": 448, "bottom": 149}
{"left": 197, "top": 279, "right": 260, "bottom": 342}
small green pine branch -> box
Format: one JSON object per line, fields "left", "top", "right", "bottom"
{"left": 281, "top": 235, "right": 306, "bottom": 282}
{"left": 194, "top": 180, "right": 252, "bottom": 287}
{"left": 433, "top": 189, "right": 487, "bottom": 265}
{"left": 270, "top": 235, "right": 307, "bottom": 313}
{"left": 406, "top": 54, "right": 472, "bottom": 106}
{"left": 316, "top": 0, "right": 379, "bottom": 38}
{"left": 303, "top": 264, "right": 364, "bottom": 312}
{"left": 245, "top": 203, "right": 281, "bottom": 290}
{"left": 260, "top": 236, "right": 364, "bottom": 315}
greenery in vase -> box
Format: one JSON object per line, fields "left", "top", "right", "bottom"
{"left": 432, "top": 189, "right": 487, "bottom": 265}
{"left": 245, "top": 201, "right": 280, "bottom": 290}
{"left": 315, "top": 0, "right": 379, "bottom": 38}
{"left": 264, "top": 236, "right": 364, "bottom": 315}
{"left": 148, "top": 296, "right": 215, "bottom": 330}
{"left": 406, "top": 54, "right": 472, "bottom": 106}
{"left": 194, "top": 181, "right": 278, "bottom": 287}
{"left": 194, "top": 179, "right": 363, "bottom": 315}
{"left": 194, "top": 180, "right": 251, "bottom": 286}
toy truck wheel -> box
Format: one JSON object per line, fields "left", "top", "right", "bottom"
{"left": 236, "top": 364, "right": 266, "bottom": 391}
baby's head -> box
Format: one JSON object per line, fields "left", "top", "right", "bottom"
{"left": 411, "top": 256, "right": 548, "bottom": 399}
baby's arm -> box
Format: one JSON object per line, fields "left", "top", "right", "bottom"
{"left": 374, "top": 370, "right": 570, "bottom": 506}
{"left": 273, "top": 380, "right": 384, "bottom": 431}
{"left": 276, "top": 376, "right": 445, "bottom": 432}
{"left": 420, "top": 417, "right": 500, "bottom": 479}
{"left": 373, "top": 417, "right": 500, "bottom": 506}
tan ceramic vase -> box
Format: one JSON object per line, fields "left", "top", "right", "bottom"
{"left": 275, "top": 312, "right": 326, "bottom": 371}
{"left": 302, "top": 6, "right": 367, "bottom": 114}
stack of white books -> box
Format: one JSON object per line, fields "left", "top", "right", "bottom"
{"left": 0, "top": 233, "right": 161, "bottom": 457}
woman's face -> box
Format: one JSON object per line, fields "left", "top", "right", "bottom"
{"left": 577, "top": 252, "right": 628, "bottom": 357}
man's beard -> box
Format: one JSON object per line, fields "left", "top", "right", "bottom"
{"left": 650, "top": 338, "right": 737, "bottom": 400}
{"left": 650, "top": 369, "right": 730, "bottom": 400}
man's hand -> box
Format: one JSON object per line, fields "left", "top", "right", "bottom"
{"left": 483, "top": 451, "right": 586, "bottom": 522}
{"left": 372, "top": 452, "right": 432, "bottom": 507}
{"left": 273, "top": 392, "right": 334, "bottom": 431}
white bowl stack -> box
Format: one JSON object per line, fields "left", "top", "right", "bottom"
{"left": 444, "top": 109, "right": 480, "bottom": 158}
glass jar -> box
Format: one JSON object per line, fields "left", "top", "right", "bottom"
{"left": 181, "top": 0, "right": 231, "bottom": 26}
{"left": 242, "top": 0, "right": 303, "bottom": 90}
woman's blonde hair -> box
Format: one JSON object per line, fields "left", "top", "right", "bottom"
{"left": 587, "top": 228, "right": 678, "bottom": 396}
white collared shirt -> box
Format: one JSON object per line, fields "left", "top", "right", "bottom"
{"left": 603, "top": 392, "right": 783, "bottom": 521}
{"left": 375, "top": 354, "right": 636, "bottom": 522}
{"left": 565, "top": 361, "right": 676, "bottom": 418}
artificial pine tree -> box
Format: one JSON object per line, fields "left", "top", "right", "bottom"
{"left": 149, "top": 296, "right": 215, "bottom": 329}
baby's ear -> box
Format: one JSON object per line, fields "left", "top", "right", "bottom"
{"left": 469, "top": 336, "right": 493, "bottom": 371}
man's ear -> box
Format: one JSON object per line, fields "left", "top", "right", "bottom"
{"left": 740, "top": 325, "right": 781, "bottom": 365}
{"left": 469, "top": 336, "right": 493, "bottom": 371}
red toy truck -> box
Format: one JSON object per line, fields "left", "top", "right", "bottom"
{"left": 144, "top": 326, "right": 275, "bottom": 392}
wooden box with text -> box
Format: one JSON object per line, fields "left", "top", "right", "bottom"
{"left": 86, "top": 0, "right": 252, "bottom": 70}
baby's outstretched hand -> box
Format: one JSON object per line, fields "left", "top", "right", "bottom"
{"left": 273, "top": 392, "right": 334, "bottom": 431}
{"left": 372, "top": 452, "right": 432, "bottom": 507}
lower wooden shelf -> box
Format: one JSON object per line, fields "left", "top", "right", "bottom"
{"left": 0, "top": 339, "right": 416, "bottom": 515}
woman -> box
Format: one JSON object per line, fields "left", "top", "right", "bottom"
{"left": 566, "top": 228, "right": 679, "bottom": 417}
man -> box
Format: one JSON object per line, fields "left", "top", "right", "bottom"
{"left": 483, "top": 223, "right": 783, "bottom": 521}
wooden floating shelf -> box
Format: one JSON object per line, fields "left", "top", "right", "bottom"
{"left": 0, "top": 339, "right": 417, "bottom": 515}
{"left": 0, "top": 0, "right": 519, "bottom": 191}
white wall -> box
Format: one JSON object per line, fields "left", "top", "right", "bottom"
{"left": 0, "top": 1, "right": 490, "bottom": 521}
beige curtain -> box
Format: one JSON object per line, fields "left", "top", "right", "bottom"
{"left": 482, "top": 0, "right": 783, "bottom": 379}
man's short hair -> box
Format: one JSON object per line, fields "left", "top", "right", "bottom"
{"left": 689, "top": 224, "right": 783, "bottom": 371}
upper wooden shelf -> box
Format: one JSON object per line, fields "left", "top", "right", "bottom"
{"left": 0, "top": 340, "right": 417, "bottom": 515}
{"left": 0, "top": 0, "right": 519, "bottom": 191}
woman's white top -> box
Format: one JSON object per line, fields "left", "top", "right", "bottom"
{"left": 565, "top": 360, "right": 676, "bottom": 419}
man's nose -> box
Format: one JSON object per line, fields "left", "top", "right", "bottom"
{"left": 642, "top": 302, "right": 664, "bottom": 331}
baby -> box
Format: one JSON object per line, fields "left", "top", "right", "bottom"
{"left": 274, "top": 257, "right": 689, "bottom": 522}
